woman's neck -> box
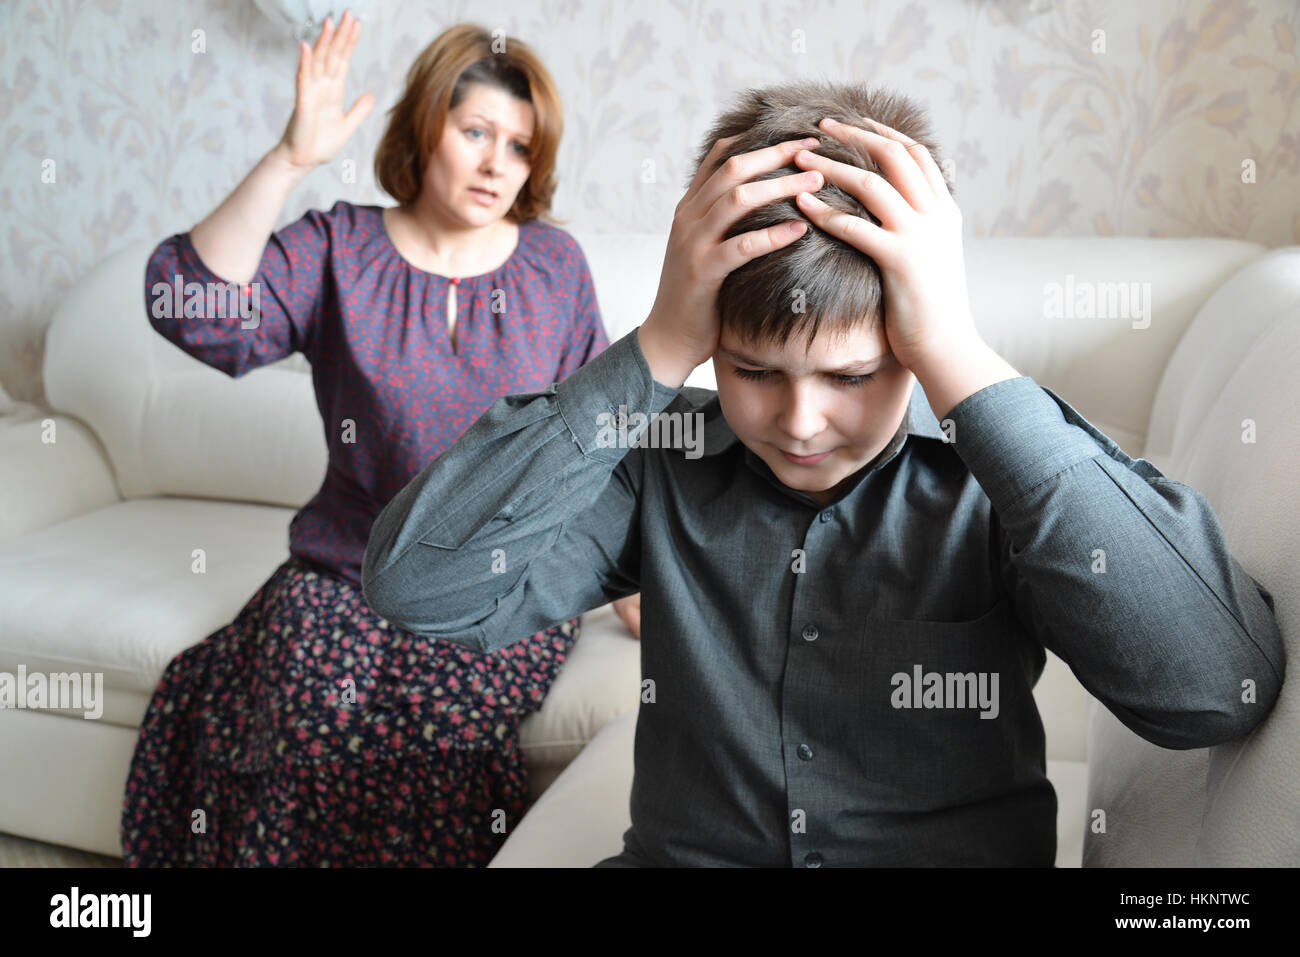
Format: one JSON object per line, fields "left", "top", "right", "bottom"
{"left": 392, "top": 201, "right": 518, "bottom": 278}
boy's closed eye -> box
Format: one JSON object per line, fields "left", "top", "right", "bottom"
{"left": 732, "top": 366, "right": 876, "bottom": 387}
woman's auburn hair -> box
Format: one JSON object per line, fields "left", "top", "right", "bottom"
{"left": 373, "top": 23, "right": 564, "bottom": 224}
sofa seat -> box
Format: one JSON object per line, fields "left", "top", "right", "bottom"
{"left": 0, "top": 496, "right": 643, "bottom": 855}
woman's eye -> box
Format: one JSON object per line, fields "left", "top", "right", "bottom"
{"left": 732, "top": 367, "right": 874, "bottom": 387}
{"left": 467, "top": 129, "right": 528, "bottom": 157}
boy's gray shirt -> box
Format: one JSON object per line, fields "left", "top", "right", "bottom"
{"left": 362, "top": 327, "right": 1285, "bottom": 867}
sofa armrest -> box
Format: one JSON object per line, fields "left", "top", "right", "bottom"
{"left": 0, "top": 405, "right": 121, "bottom": 543}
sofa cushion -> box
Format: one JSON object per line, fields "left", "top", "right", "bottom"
{"left": 43, "top": 241, "right": 326, "bottom": 508}
{"left": 0, "top": 497, "right": 641, "bottom": 773}
{"left": 0, "top": 409, "right": 120, "bottom": 544}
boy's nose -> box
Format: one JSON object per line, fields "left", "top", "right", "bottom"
{"left": 778, "top": 392, "right": 829, "bottom": 443}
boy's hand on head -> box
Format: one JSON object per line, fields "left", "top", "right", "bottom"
{"left": 792, "top": 117, "right": 983, "bottom": 372}
{"left": 637, "top": 134, "right": 825, "bottom": 388}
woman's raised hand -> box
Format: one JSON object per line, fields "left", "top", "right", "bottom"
{"left": 278, "top": 9, "right": 375, "bottom": 170}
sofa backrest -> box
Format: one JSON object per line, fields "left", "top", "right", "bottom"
{"left": 45, "top": 240, "right": 326, "bottom": 506}
{"left": 45, "top": 231, "right": 1263, "bottom": 509}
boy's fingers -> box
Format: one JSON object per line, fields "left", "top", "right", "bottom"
{"left": 855, "top": 117, "right": 950, "bottom": 205}
{"left": 796, "top": 191, "right": 894, "bottom": 260}
{"left": 820, "top": 118, "right": 934, "bottom": 213}
{"left": 793, "top": 149, "right": 909, "bottom": 229}
{"left": 716, "top": 219, "right": 808, "bottom": 278}
{"left": 702, "top": 168, "right": 822, "bottom": 235}
{"left": 683, "top": 134, "right": 742, "bottom": 199}
{"left": 696, "top": 137, "right": 818, "bottom": 213}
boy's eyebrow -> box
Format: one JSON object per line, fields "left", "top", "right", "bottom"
{"left": 716, "top": 346, "right": 896, "bottom": 374}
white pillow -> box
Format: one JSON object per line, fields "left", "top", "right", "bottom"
{"left": 518, "top": 602, "right": 640, "bottom": 775}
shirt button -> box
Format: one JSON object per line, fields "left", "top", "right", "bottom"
{"left": 801, "top": 624, "right": 818, "bottom": 642}
{"left": 797, "top": 743, "right": 814, "bottom": 761}
{"left": 819, "top": 510, "right": 832, "bottom": 523}
{"left": 804, "top": 852, "right": 823, "bottom": 867}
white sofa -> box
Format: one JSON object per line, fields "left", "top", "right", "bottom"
{"left": 1, "top": 231, "right": 1294, "bottom": 868}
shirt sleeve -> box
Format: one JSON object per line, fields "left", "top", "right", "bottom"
{"left": 362, "top": 327, "right": 679, "bottom": 653}
{"left": 554, "top": 239, "right": 612, "bottom": 381}
{"left": 143, "top": 201, "right": 336, "bottom": 376}
{"left": 945, "top": 375, "right": 1286, "bottom": 750}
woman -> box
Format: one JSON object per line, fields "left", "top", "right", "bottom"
{"left": 121, "top": 14, "right": 636, "bottom": 867}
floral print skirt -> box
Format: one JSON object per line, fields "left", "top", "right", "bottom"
{"left": 119, "top": 555, "right": 579, "bottom": 866}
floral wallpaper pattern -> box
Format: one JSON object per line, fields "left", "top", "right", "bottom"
{"left": 1, "top": 0, "right": 1296, "bottom": 403}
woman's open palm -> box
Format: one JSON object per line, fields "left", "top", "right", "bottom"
{"left": 279, "top": 9, "right": 375, "bottom": 170}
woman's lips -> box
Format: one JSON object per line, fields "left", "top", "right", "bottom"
{"left": 469, "top": 187, "right": 498, "bottom": 204}
{"left": 780, "top": 448, "right": 833, "bottom": 465}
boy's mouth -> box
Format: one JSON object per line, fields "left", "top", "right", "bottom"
{"left": 779, "top": 448, "right": 833, "bottom": 465}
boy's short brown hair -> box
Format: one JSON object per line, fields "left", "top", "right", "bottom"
{"left": 689, "top": 81, "right": 953, "bottom": 354}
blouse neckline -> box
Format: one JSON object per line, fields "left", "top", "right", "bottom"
{"left": 376, "top": 206, "right": 527, "bottom": 282}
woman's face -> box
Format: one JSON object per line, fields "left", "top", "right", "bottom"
{"left": 421, "top": 83, "right": 535, "bottom": 226}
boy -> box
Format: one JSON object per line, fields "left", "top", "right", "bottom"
{"left": 362, "top": 81, "right": 1285, "bottom": 866}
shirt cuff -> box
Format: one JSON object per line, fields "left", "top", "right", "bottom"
{"left": 944, "top": 375, "right": 1106, "bottom": 512}
{"left": 556, "top": 326, "right": 682, "bottom": 464}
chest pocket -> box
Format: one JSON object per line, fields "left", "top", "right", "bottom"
{"left": 836, "top": 596, "right": 1038, "bottom": 809}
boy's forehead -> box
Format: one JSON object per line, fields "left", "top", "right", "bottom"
{"left": 717, "top": 325, "right": 893, "bottom": 372}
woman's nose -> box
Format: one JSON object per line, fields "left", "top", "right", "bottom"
{"left": 480, "top": 137, "right": 510, "bottom": 172}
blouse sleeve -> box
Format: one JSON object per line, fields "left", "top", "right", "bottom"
{"left": 143, "top": 201, "right": 338, "bottom": 377}
{"left": 554, "top": 239, "right": 612, "bottom": 381}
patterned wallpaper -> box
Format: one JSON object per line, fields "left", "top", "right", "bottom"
{"left": 2, "top": 0, "right": 1297, "bottom": 404}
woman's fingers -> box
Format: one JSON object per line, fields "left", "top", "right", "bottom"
{"left": 341, "top": 13, "right": 362, "bottom": 72}
{"left": 311, "top": 16, "right": 335, "bottom": 78}
{"left": 323, "top": 10, "right": 356, "bottom": 80}
{"left": 343, "top": 92, "right": 376, "bottom": 134}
